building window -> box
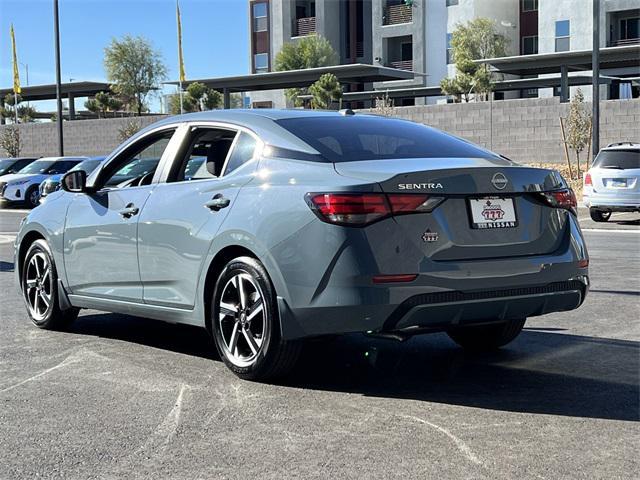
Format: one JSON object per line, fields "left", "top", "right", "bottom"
{"left": 555, "top": 20, "right": 570, "bottom": 52}
{"left": 521, "top": 35, "right": 538, "bottom": 55}
{"left": 620, "top": 17, "right": 639, "bottom": 41}
{"left": 254, "top": 53, "right": 268, "bottom": 73}
{"left": 253, "top": 2, "right": 268, "bottom": 32}
{"left": 446, "top": 0, "right": 459, "bottom": 6}
{"left": 446, "top": 33, "right": 454, "bottom": 64}
{"left": 521, "top": 0, "right": 538, "bottom": 12}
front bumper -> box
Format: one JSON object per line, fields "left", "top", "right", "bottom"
{"left": 0, "top": 183, "right": 26, "bottom": 202}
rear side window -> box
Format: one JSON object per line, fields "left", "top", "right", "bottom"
{"left": 593, "top": 149, "right": 640, "bottom": 170}
{"left": 276, "top": 116, "right": 498, "bottom": 162}
{"left": 224, "top": 132, "right": 257, "bottom": 175}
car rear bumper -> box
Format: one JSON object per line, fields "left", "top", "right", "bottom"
{"left": 583, "top": 192, "right": 640, "bottom": 211}
{"left": 278, "top": 262, "right": 590, "bottom": 340}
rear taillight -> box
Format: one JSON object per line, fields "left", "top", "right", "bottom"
{"left": 307, "top": 193, "right": 443, "bottom": 226}
{"left": 584, "top": 173, "right": 592, "bottom": 186}
{"left": 539, "top": 188, "right": 578, "bottom": 214}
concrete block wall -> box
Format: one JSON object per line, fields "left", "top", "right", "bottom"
{"left": 366, "top": 97, "right": 639, "bottom": 164}
{"left": 1, "top": 97, "right": 638, "bottom": 163}
{"left": 0, "top": 115, "right": 167, "bottom": 158}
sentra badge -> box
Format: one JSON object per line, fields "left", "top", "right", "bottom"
{"left": 398, "top": 183, "right": 443, "bottom": 190}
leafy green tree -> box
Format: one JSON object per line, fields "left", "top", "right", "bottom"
{"left": 309, "top": 73, "right": 342, "bottom": 109}
{"left": 440, "top": 18, "right": 508, "bottom": 102}
{"left": 1, "top": 94, "right": 37, "bottom": 123}
{"left": 169, "top": 83, "right": 223, "bottom": 114}
{"left": 203, "top": 89, "right": 222, "bottom": 110}
{"left": 104, "top": 35, "right": 167, "bottom": 115}
{"left": 565, "top": 88, "right": 592, "bottom": 177}
{"left": 168, "top": 92, "right": 198, "bottom": 114}
{"left": 85, "top": 91, "right": 122, "bottom": 118}
{"left": 275, "top": 35, "right": 338, "bottom": 106}
{"left": 118, "top": 119, "right": 142, "bottom": 142}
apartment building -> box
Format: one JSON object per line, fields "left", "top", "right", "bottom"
{"left": 248, "top": 0, "right": 639, "bottom": 108}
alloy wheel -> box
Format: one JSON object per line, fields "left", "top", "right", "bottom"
{"left": 25, "top": 252, "right": 52, "bottom": 321}
{"left": 218, "top": 272, "right": 268, "bottom": 368}
{"left": 29, "top": 189, "right": 40, "bottom": 208}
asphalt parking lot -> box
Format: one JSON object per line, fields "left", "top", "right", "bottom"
{"left": 0, "top": 207, "right": 638, "bottom": 479}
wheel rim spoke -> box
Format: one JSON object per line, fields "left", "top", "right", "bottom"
{"left": 228, "top": 322, "right": 241, "bottom": 357}
{"left": 246, "top": 300, "right": 263, "bottom": 321}
{"left": 242, "top": 328, "right": 259, "bottom": 355}
{"left": 219, "top": 301, "right": 238, "bottom": 317}
{"left": 39, "top": 291, "right": 50, "bottom": 309}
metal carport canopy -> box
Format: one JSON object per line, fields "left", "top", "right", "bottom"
{"left": 475, "top": 45, "right": 640, "bottom": 76}
{"left": 0, "top": 81, "right": 111, "bottom": 102}
{"left": 165, "top": 63, "right": 414, "bottom": 95}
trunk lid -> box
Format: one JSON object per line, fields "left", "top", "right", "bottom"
{"left": 334, "top": 158, "right": 569, "bottom": 261}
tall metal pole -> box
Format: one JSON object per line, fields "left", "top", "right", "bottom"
{"left": 592, "top": 0, "right": 600, "bottom": 159}
{"left": 53, "top": 0, "right": 64, "bottom": 155}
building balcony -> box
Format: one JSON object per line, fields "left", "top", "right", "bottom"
{"left": 383, "top": 4, "right": 412, "bottom": 26}
{"left": 389, "top": 59, "right": 413, "bottom": 71}
{"left": 294, "top": 16, "right": 316, "bottom": 37}
{"left": 607, "top": 37, "right": 639, "bottom": 47}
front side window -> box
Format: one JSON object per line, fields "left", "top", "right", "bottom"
{"left": 555, "top": 20, "right": 570, "bottom": 52}
{"left": 47, "top": 161, "right": 81, "bottom": 174}
{"left": 254, "top": 53, "right": 269, "bottom": 73}
{"left": 101, "top": 131, "right": 175, "bottom": 188}
{"left": 253, "top": 2, "right": 268, "bottom": 32}
{"left": 275, "top": 116, "right": 498, "bottom": 162}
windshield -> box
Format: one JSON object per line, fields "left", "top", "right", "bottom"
{"left": 0, "top": 159, "right": 15, "bottom": 174}
{"left": 276, "top": 116, "right": 499, "bottom": 162}
{"left": 69, "top": 159, "right": 102, "bottom": 174}
{"left": 18, "top": 160, "right": 56, "bottom": 174}
{"left": 593, "top": 150, "right": 640, "bottom": 170}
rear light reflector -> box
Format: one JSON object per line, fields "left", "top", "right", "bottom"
{"left": 372, "top": 274, "right": 418, "bottom": 284}
{"left": 584, "top": 173, "right": 592, "bottom": 186}
{"left": 307, "top": 193, "right": 444, "bottom": 226}
{"left": 539, "top": 189, "right": 577, "bottom": 214}
{"left": 578, "top": 259, "right": 589, "bottom": 268}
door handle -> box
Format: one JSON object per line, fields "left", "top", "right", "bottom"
{"left": 119, "top": 203, "right": 139, "bottom": 218}
{"left": 205, "top": 194, "right": 230, "bottom": 212}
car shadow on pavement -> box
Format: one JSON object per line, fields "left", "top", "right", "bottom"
{"left": 70, "top": 313, "right": 638, "bottom": 422}
{"left": 0, "top": 261, "right": 14, "bottom": 272}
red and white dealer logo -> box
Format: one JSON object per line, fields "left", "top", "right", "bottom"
{"left": 481, "top": 200, "right": 505, "bottom": 221}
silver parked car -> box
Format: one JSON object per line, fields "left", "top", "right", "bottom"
{"left": 14, "top": 110, "right": 589, "bottom": 381}
{"left": 583, "top": 142, "right": 640, "bottom": 221}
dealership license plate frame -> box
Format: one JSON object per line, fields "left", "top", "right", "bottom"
{"left": 468, "top": 196, "right": 518, "bottom": 229}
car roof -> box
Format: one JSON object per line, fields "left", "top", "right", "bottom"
{"left": 602, "top": 142, "right": 639, "bottom": 151}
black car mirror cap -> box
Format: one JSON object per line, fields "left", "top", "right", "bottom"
{"left": 61, "top": 170, "right": 88, "bottom": 193}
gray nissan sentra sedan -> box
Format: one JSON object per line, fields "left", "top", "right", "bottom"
{"left": 14, "top": 109, "right": 589, "bottom": 380}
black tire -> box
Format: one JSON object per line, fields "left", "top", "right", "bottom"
{"left": 447, "top": 318, "right": 526, "bottom": 352}
{"left": 211, "top": 256, "right": 301, "bottom": 381}
{"left": 589, "top": 208, "right": 611, "bottom": 222}
{"left": 22, "top": 239, "right": 79, "bottom": 330}
{"left": 24, "top": 185, "right": 40, "bottom": 209}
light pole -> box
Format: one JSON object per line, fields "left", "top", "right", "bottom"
{"left": 54, "top": 0, "right": 64, "bottom": 155}
{"left": 592, "top": 0, "right": 600, "bottom": 159}
{"left": 20, "top": 63, "right": 29, "bottom": 108}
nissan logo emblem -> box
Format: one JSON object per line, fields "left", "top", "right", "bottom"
{"left": 491, "top": 172, "right": 508, "bottom": 190}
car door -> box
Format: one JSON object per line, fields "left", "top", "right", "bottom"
{"left": 137, "top": 124, "right": 260, "bottom": 309}
{"left": 63, "top": 127, "right": 181, "bottom": 302}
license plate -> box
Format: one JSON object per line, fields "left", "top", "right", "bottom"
{"left": 606, "top": 179, "right": 627, "bottom": 188}
{"left": 469, "top": 197, "right": 517, "bottom": 229}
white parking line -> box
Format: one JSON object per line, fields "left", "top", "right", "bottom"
{"left": 582, "top": 228, "right": 640, "bottom": 233}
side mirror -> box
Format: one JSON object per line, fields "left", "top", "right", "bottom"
{"left": 61, "top": 170, "right": 87, "bottom": 193}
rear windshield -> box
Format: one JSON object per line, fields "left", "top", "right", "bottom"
{"left": 275, "top": 115, "right": 498, "bottom": 162}
{"left": 593, "top": 149, "right": 640, "bottom": 170}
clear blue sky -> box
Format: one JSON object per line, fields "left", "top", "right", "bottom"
{"left": 0, "top": 0, "right": 249, "bottom": 112}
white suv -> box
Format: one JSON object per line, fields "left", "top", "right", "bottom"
{"left": 0, "top": 157, "right": 86, "bottom": 208}
{"left": 583, "top": 143, "right": 640, "bottom": 222}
